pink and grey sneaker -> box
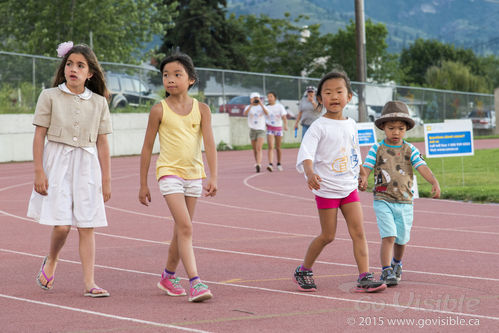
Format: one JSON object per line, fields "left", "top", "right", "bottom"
{"left": 157, "top": 276, "right": 186, "bottom": 296}
{"left": 355, "top": 273, "right": 387, "bottom": 293}
{"left": 189, "top": 282, "right": 213, "bottom": 302}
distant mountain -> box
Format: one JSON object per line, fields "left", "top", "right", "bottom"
{"left": 227, "top": 0, "right": 499, "bottom": 55}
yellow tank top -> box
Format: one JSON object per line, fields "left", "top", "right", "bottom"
{"left": 156, "top": 98, "right": 206, "bottom": 180}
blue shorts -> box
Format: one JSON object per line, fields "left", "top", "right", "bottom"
{"left": 373, "top": 200, "right": 413, "bottom": 245}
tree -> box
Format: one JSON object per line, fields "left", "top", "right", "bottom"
{"left": 425, "top": 61, "right": 489, "bottom": 93}
{"left": 228, "top": 13, "right": 327, "bottom": 76}
{"left": 477, "top": 55, "right": 499, "bottom": 91}
{"left": 313, "top": 19, "right": 398, "bottom": 83}
{"left": 0, "top": 0, "right": 177, "bottom": 63}
{"left": 159, "top": 0, "right": 248, "bottom": 70}
{"left": 399, "top": 38, "right": 479, "bottom": 87}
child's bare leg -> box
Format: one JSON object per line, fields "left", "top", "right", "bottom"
{"left": 341, "top": 202, "right": 369, "bottom": 274}
{"left": 267, "top": 135, "right": 274, "bottom": 165}
{"left": 380, "top": 237, "right": 396, "bottom": 267}
{"left": 275, "top": 135, "right": 282, "bottom": 164}
{"left": 164, "top": 194, "right": 198, "bottom": 279}
{"left": 165, "top": 196, "right": 197, "bottom": 273}
{"left": 303, "top": 208, "right": 338, "bottom": 269}
{"left": 251, "top": 140, "right": 258, "bottom": 162}
{"left": 255, "top": 137, "right": 264, "bottom": 165}
{"left": 78, "top": 227, "right": 107, "bottom": 293}
{"left": 393, "top": 243, "right": 406, "bottom": 262}
{"left": 165, "top": 226, "right": 180, "bottom": 272}
{"left": 39, "top": 225, "right": 71, "bottom": 287}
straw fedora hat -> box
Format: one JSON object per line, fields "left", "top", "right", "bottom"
{"left": 374, "top": 101, "right": 415, "bottom": 130}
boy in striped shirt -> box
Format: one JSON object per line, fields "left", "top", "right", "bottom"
{"left": 359, "top": 101, "right": 440, "bottom": 286}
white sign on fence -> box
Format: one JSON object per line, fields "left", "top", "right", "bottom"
{"left": 423, "top": 120, "right": 474, "bottom": 158}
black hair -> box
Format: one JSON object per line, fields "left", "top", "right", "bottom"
{"left": 315, "top": 70, "right": 353, "bottom": 111}
{"left": 267, "top": 91, "right": 277, "bottom": 99}
{"left": 159, "top": 52, "right": 198, "bottom": 97}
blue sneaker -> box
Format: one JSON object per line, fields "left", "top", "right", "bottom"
{"left": 380, "top": 267, "right": 398, "bottom": 287}
{"left": 392, "top": 262, "right": 402, "bottom": 282}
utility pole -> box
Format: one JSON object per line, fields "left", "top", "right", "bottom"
{"left": 355, "top": 0, "right": 368, "bottom": 122}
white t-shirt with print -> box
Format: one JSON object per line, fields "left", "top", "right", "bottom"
{"left": 245, "top": 105, "right": 266, "bottom": 130}
{"left": 296, "top": 116, "right": 361, "bottom": 198}
{"left": 265, "top": 103, "right": 287, "bottom": 127}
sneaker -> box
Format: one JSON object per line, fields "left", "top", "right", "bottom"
{"left": 267, "top": 164, "right": 273, "bottom": 172}
{"left": 392, "top": 262, "right": 402, "bottom": 282}
{"left": 293, "top": 266, "right": 317, "bottom": 292}
{"left": 380, "top": 267, "right": 398, "bottom": 287}
{"left": 189, "top": 282, "right": 213, "bottom": 302}
{"left": 355, "top": 273, "right": 387, "bottom": 293}
{"left": 256, "top": 164, "right": 261, "bottom": 173}
{"left": 157, "top": 276, "right": 186, "bottom": 296}
{"left": 277, "top": 164, "right": 283, "bottom": 171}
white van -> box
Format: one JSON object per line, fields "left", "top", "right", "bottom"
{"left": 343, "top": 93, "right": 376, "bottom": 122}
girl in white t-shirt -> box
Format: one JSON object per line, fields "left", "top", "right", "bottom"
{"left": 265, "top": 92, "right": 288, "bottom": 171}
{"left": 293, "top": 71, "right": 386, "bottom": 293}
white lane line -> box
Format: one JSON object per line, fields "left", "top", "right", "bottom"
{"left": 5, "top": 218, "right": 499, "bottom": 283}
{"left": 243, "top": 173, "right": 314, "bottom": 201}
{"left": 103, "top": 206, "right": 499, "bottom": 254}
{"left": 196, "top": 200, "right": 499, "bottom": 236}
{"left": 0, "top": 293, "right": 210, "bottom": 332}
{"left": 0, "top": 181, "right": 32, "bottom": 192}
{"left": 2, "top": 208, "right": 499, "bottom": 258}
{"left": 1, "top": 249, "right": 498, "bottom": 323}
{"left": 242, "top": 174, "right": 499, "bottom": 220}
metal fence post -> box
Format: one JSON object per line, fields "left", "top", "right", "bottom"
{"left": 222, "top": 70, "right": 226, "bottom": 113}
{"left": 32, "top": 57, "right": 36, "bottom": 107}
{"left": 262, "top": 75, "right": 266, "bottom": 96}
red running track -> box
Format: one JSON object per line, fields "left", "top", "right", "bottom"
{"left": 0, "top": 143, "right": 498, "bottom": 332}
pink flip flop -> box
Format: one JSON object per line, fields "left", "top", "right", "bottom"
{"left": 84, "top": 288, "right": 110, "bottom": 298}
{"left": 36, "top": 256, "right": 54, "bottom": 290}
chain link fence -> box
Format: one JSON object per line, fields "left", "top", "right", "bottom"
{"left": 1, "top": 51, "right": 495, "bottom": 134}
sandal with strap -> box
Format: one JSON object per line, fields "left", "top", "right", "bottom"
{"left": 84, "top": 287, "right": 110, "bottom": 298}
{"left": 36, "top": 256, "right": 55, "bottom": 290}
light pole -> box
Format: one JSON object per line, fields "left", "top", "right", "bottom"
{"left": 355, "top": 0, "right": 368, "bottom": 122}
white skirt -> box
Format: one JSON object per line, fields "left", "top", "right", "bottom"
{"left": 27, "top": 141, "right": 108, "bottom": 228}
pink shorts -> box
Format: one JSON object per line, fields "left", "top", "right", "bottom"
{"left": 315, "top": 189, "right": 360, "bottom": 209}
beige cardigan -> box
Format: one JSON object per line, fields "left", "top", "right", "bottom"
{"left": 33, "top": 88, "right": 112, "bottom": 147}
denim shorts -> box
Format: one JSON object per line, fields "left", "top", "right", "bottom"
{"left": 373, "top": 200, "right": 413, "bottom": 245}
{"left": 158, "top": 175, "right": 202, "bottom": 197}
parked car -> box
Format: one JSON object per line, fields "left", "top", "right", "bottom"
{"left": 219, "top": 95, "right": 266, "bottom": 116}
{"left": 467, "top": 109, "right": 496, "bottom": 129}
{"left": 219, "top": 95, "right": 250, "bottom": 116}
{"left": 106, "top": 72, "right": 159, "bottom": 109}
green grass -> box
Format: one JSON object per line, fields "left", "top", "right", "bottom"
{"left": 415, "top": 148, "right": 499, "bottom": 203}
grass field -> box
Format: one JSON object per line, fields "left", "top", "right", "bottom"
{"left": 415, "top": 148, "right": 499, "bottom": 203}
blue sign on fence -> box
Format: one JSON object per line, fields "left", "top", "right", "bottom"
{"left": 424, "top": 120, "right": 474, "bottom": 158}
{"left": 357, "top": 122, "right": 377, "bottom": 146}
